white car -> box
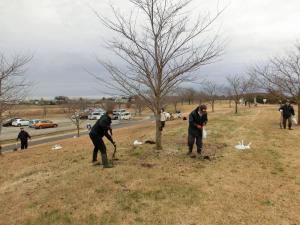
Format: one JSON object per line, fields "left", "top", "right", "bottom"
{"left": 12, "top": 119, "right": 30, "bottom": 127}
{"left": 114, "top": 109, "right": 126, "bottom": 114}
{"left": 88, "top": 112, "right": 104, "bottom": 120}
{"left": 118, "top": 112, "right": 131, "bottom": 120}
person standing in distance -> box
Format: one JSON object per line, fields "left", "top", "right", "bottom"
{"left": 279, "top": 100, "right": 295, "bottom": 130}
{"left": 17, "top": 128, "right": 31, "bottom": 150}
{"left": 89, "top": 110, "right": 116, "bottom": 168}
{"left": 187, "top": 105, "right": 208, "bottom": 156}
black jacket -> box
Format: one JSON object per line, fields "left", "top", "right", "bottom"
{"left": 188, "top": 107, "right": 208, "bottom": 136}
{"left": 17, "top": 131, "right": 31, "bottom": 142}
{"left": 89, "top": 114, "right": 113, "bottom": 143}
{"left": 279, "top": 104, "right": 295, "bottom": 118}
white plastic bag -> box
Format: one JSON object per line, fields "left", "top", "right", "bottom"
{"left": 235, "top": 140, "right": 251, "bottom": 150}
{"left": 292, "top": 117, "right": 298, "bottom": 125}
{"left": 52, "top": 144, "right": 62, "bottom": 150}
{"left": 202, "top": 128, "right": 207, "bottom": 139}
{"left": 133, "top": 140, "right": 143, "bottom": 145}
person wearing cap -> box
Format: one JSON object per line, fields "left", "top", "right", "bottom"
{"left": 187, "top": 105, "right": 208, "bottom": 156}
{"left": 17, "top": 128, "right": 31, "bottom": 150}
{"left": 279, "top": 100, "right": 295, "bottom": 130}
{"left": 89, "top": 110, "right": 116, "bottom": 168}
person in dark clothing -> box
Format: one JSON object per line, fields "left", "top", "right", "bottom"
{"left": 17, "top": 128, "right": 31, "bottom": 150}
{"left": 279, "top": 101, "right": 295, "bottom": 130}
{"left": 89, "top": 110, "right": 116, "bottom": 168}
{"left": 187, "top": 105, "right": 208, "bottom": 156}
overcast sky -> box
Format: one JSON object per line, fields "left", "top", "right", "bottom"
{"left": 1, "top": 0, "right": 300, "bottom": 98}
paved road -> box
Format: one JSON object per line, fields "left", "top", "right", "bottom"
{"left": 2, "top": 119, "right": 152, "bottom": 153}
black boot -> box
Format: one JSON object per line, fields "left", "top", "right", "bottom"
{"left": 101, "top": 153, "right": 113, "bottom": 168}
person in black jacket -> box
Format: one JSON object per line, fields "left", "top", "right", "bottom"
{"left": 279, "top": 101, "right": 295, "bottom": 130}
{"left": 89, "top": 110, "right": 116, "bottom": 168}
{"left": 187, "top": 105, "right": 208, "bottom": 156}
{"left": 17, "top": 128, "right": 31, "bottom": 150}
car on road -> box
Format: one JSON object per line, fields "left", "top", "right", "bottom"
{"left": 71, "top": 113, "right": 89, "bottom": 120}
{"left": 29, "top": 119, "right": 41, "bottom": 128}
{"left": 33, "top": 120, "right": 58, "bottom": 129}
{"left": 114, "top": 109, "right": 126, "bottom": 113}
{"left": 12, "top": 119, "right": 30, "bottom": 127}
{"left": 112, "top": 112, "right": 120, "bottom": 120}
{"left": 118, "top": 112, "right": 131, "bottom": 120}
{"left": 2, "top": 118, "right": 19, "bottom": 127}
{"left": 88, "top": 112, "right": 104, "bottom": 120}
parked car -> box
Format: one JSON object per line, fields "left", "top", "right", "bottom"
{"left": 114, "top": 109, "right": 126, "bottom": 113}
{"left": 112, "top": 112, "right": 120, "bottom": 120}
{"left": 88, "top": 112, "right": 104, "bottom": 120}
{"left": 71, "top": 113, "right": 89, "bottom": 120}
{"left": 118, "top": 112, "right": 131, "bottom": 120}
{"left": 79, "top": 113, "right": 89, "bottom": 120}
{"left": 2, "top": 118, "right": 19, "bottom": 127}
{"left": 33, "top": 120, "right": 58, "bottom": 129}
{"left": 29, "top": 119, "right": 41, "bottom": 128}
{"left": 12, "top": 119, "right": 30, "bottom": 127}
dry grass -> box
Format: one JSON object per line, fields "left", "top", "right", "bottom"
{"left": 1, "top": 104, "right": 300, "bottom": 225}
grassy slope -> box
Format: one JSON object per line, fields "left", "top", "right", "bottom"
{"left": 0, "top": 104, "right": 300, "bottom": 225}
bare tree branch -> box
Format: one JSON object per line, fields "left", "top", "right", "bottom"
{"left": 93, "top": 0, "right": 224, "bottom": 149}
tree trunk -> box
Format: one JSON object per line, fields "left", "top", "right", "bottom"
{"left": 199, "top": 99, "right": 202, "bottom": 106}
{"left": 229, "top": 99, "right": 232, "bottom": 108}
{"left": 43, "top": 106, "right": 47, "bottom": 119}
{"left": 77, "top": 124, "right": 80, "bottom": 137}
{"left": 174, "top": 102, "right": 177, "bottom": 112}
{"left": 155, "top": 112, "right": 162, "bottom": 150}
{"left": 235, "top": 101, "right": 238, "bottom": 114}
{"left": 212, "top": 100, "right": 215, "bottom": 112}
{"left": 298, "top": 102, "right": 300, "bottom": 125}
{"left": 0, "top": 113, "right": 2, "bottom": 155}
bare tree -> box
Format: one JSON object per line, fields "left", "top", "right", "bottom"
{"left": 221, "top": 85, "right": 233, "bottom": 108}
{"left": 165, "top": 94, "right": 180, "bottom": 112}
{"left": 65, "top": 99, "right": 86, "bottom": 137}
{"left": 133, "top": 95, "right": 146, "bottom": 116}
{"left": 250, "top": 43, "right": 300, "bottom": 122}
{"left": 185, "top": 88, "right": 197, "bottom": 105}
{"left": 0, "top": 53, "right": 32, "bottom": 154}
{"left": 100, "top": 100, "right": 116, "bottom": 112}
{"left": 95, "top": 0, "right": 224, "bottom": 149}
{"left": 226, "top": 75, "right": 252, "bottom": 114}
{"left": 195, "top": 90, "right": 207, "bottom": 106}
{"left": 201, "top": 80, "right": 221, "bottom": 112}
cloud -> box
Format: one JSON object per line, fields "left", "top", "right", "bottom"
{"left": 1, "top": 0, "right": 300, "bottom": 97}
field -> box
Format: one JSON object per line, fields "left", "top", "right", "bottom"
{"left": 0, "top": 104, "right": 300, "bottom": 225}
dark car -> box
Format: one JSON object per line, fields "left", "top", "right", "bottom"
{"left": 71, "top": 113, "right": 89, "bottom": 120}
{"left": 112, "top": 112, "right": 120, "bottom": 120}
{"left": 2, "top": 118, "right": 19, "bottom": 127}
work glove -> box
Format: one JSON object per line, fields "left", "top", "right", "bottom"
{"left": 196, "top": 124, "right": 203, "bottom": 129}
